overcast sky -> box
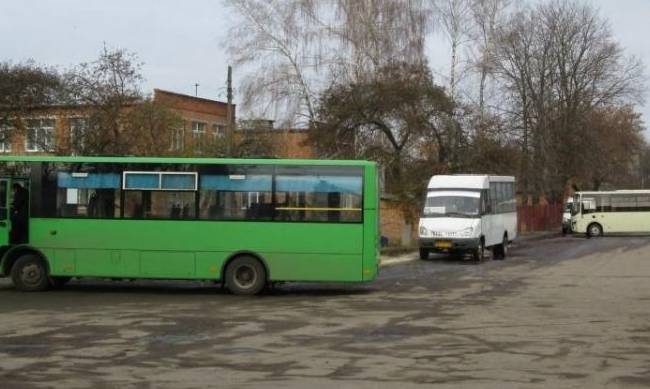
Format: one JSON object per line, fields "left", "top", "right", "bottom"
{"left": 1, "top": 0, "right": 648, "bottom": 131}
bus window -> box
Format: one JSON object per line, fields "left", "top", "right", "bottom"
{"left": 611, "top": 196, "right": 637, "bottom": 212}
{"left": 275, "top": 174, "right": 362, "bottom": 222}
{"left": 199, "top": 173, "right": 273, "bottom": 220}
{"left": 56, "top": 172, "right": 121, "bottom": 218}
{"left": 122, "top": 171, "right": 198, "bottom": 220}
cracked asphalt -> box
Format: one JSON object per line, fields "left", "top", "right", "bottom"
{"left": 1, "top": 235, "right": 649, "bottom": 388}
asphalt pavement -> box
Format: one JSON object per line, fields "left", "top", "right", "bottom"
{"left": 1, "top": 234, "right": 649, "bottom": 388}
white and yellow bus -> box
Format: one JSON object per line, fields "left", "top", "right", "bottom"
{"left": 571, "top": 190, "right": 650, "bottom": 237}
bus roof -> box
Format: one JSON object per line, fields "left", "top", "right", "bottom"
{"left": 428, "top": 174, "right": 515, "bottom": 190}
{"left": 576, "top": 190, "right": 650, "bottom": 196}
{"left": 0, "top": 155, "right": 375, "bottom": 167}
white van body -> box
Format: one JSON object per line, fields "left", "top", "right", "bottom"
{"left": 418, "top": 175, "right": 517, "bottom": 260}
{"left": 562, "top": 197, "right": 574, "bottom": 234}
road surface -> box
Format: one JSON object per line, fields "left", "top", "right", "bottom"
{"left": 1, "top": 235, "right": 649, "bottom": 388}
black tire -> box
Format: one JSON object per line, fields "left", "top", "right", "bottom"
{"left": 493, "top": 235, "right": 508, "bottom": 260}
{"left": 225, "top": 256, "right": 267, "bottom": 295}
{"left": 11, "top": 254, "right": 50, "bottom": 292}
{"left": 472, "top": 240, "right": 485, "bottom": 262}
{"left": 419, "top": 248, "right": 429, "bottom": 260}
{"left": 50, "top": 276, "right": 71, "bottom": 288}
{"left": 587, "top": 223, "right": 603, "bottom": 238}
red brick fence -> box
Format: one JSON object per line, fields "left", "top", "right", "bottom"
{"left": 517, "top": 203, "right": 563, "bottom": 233}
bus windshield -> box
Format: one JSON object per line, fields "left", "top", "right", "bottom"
{"left": 423, "top": 192, "right": 480, "bottom": 218}
{"left": 571, "top": 195, "right": 580, "bottom": 215}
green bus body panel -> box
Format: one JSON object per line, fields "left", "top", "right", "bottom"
{"left": 0, "top": 156, "right": 379, "bottom": 284}
{"left": 362, "top": 165, "right": 379, "bottom": 281}
{"left": 31, "top": 218, "right": 365, "bottom": 282}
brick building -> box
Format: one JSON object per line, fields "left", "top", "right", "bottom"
{"left": 153, "top": 89, "right": 231, "bottom": 153}
{"left": 0, "top": 89, "right": 234, "bottom": 156}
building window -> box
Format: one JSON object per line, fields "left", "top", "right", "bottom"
{"left": 0, "top": 122, "right": 12, "bottom": 153}
{"left": 192, "top": 121, "right": 207, "bottom": 151}
{"left": 25, "top": 118, "right": 55, "bottom": 152}
{"left": 171, "top": 127, "right": 184, "bottom": 151}
{"left": 213, "top": 124, "right": 225, "bottom": 139}
{"left": 68, "top": 117, "right": 88, "bottom": 154}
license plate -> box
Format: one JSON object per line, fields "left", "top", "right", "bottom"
{"left": 435, "top": 241, "right": 452, "bottom": 249}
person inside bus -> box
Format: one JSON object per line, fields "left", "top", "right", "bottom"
{"left": 10, "top": 182, "right": 29, "bottom": 243}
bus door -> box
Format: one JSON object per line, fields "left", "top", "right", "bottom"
{"left": 0, "top": 178, "right": 10, "bottom": 246}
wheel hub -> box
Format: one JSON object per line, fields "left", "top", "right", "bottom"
{"left": 234, "top": 265, "right": 257, "bottom": 289}
{"left": 22, "top": 264, "right": 43, "bottom": 286}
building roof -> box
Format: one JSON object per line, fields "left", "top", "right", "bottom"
{"left": 153, "top": 89, "right": 229, "bottom": 107}
{"left": 153, "top": 89, "right": 233, "bottom": 118}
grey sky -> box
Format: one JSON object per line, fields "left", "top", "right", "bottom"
{"left": 1, "top": 0, "right": 648, "bottom": 130}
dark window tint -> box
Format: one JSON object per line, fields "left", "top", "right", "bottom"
{"left": 124, "top": 191, "right": 196, "bottom": 219}
{"left": 274, "top": 169, "right": 362, "bottom": 222}
{"left": 0, "top": 180, "right": 7, "bottom": 219}
{"left": 56, "top": 172, "right": 121, "bottom": 218}
{"left": 199, "top": 172, "right": 273, "bottom": 220}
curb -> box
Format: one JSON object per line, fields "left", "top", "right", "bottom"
{"left": 380, "top": 252, "right": 418, "bottom": 267}
{"left": 516, "top": 231, "right": 561, "bottom": 243}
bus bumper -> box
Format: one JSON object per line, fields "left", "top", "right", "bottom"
{"left": 419, "top": 237, "right": 480, "bottom": 253}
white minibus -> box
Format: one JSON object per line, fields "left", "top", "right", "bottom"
{"left": 418, "top": 175, "right": 517, "bottom": 260}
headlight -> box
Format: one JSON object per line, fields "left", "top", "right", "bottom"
{"left": 459, "top": 227, "right": 474, "bottom": 237}
{"left": 419, "top": 226, "right": 431, "bottom": 237}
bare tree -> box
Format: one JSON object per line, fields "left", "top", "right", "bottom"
{"left": 468, "top": 0, "right": 512, "bottom": 120}
{"left": 225, "top": 0, "right": 432, "bottom": 126}
{"left": 224, "top": 0, "right": 324, "bottom": 127}
{"left": 433, "top": 0, "right": 474, "bottom": 102}
{"left": 0, "top": 61, "right": 62, "bottom": 150}
{"left": 64, "top": 46, "right": 144, "bottom": 155}
{"left": 122, "top": 99, "right": 184, "bottom": 157}
{"left": 492, "top": 0, "right": 645, "bottom": 197}
{"left": 317, "top": 0, "right": 432, "bottom": 80}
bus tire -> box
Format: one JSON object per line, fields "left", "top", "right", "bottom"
{"left": 419, "top": 248, "right": 429, "bottom": 260}
{"left": 11, "top": 254, "right": 50, "bottom": 292}
{"left": 587, "top": 223, "right": 603, "bottom": 238}
{"left": 225, "top": 256, "right": 267, "bottom": 295}
{"left": 50, "top": 276, "right": 71, "bottom": 288}
{"left": 472, "top": 240, "right": 485, "bottom": 262}
{"left": 493, "top": 234, "right": 508, "bottom": 260}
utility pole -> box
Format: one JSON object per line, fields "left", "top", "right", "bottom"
{"left": 194, "top": 83, "right": 199, "bottom": 97}
{"left": 226, "top": 65, "right": 234, "bottom": 156}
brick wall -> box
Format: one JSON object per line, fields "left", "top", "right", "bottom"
{"left": 154, "top": 89, "right": 230, "bottom": 119}
{"left": 263, "top": 130, "right": 315, "bottom": 159}
{"left": 380, "top": 199, "right": 418, "bottom": 246}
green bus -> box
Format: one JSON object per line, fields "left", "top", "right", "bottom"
{"left": 0, "top": 156, "right": 379, "bottom": 295}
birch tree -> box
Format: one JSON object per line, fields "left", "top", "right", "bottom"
{"left": 225, "top": 0, "right": 432, "bottom": 125}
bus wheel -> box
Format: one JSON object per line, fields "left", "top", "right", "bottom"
{"left": 11, "top": 254, "right": 50, "bottom": 292}
{"left": 472, "top": 241, "right": 485, "bottom": 262}
{"left": 50, "top": 276, "right": 71, "bottom": 288}
{"left": 225, "top": 256, "right": 267, "bottom": 295}
{"left": 587, "top": 223, "right": 603, "bottom": 238}
{"left": 419, "top": 248, "right": 429, "bottom": 260}
{"left": 493, "top": 235, "right": 508, "bottom": 260}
